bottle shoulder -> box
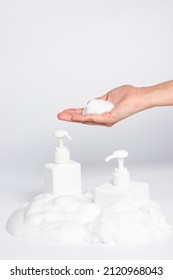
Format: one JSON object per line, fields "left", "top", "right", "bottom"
{"left": 45, "top": 160, "right": 80, "bottom": 169}
{"left": 96, "top": 180, "right": 149, "bottom": 192}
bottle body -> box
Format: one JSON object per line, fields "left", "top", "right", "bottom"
{"left": 44, "top": 160, "right": 81, "bottom": 196}
{"left": 95, "top": 181, "right": 150, "bottom": 209}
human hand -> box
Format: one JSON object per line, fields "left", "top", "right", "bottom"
{"left": 57, "top": 85, "right": 151, "bottom": 127}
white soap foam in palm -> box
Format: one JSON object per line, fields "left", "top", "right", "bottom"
{"left": 83, "top": 99, "right": 114, "bottom": 115}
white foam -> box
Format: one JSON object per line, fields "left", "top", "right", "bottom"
{"left": 86, "top": 199, "right": 170, "bottom": 244}
{"left": 83, "top": 99, "right": 114, "bottom": 115}
{"left": 6, "top": 191, "right": 170, "bottom": 244}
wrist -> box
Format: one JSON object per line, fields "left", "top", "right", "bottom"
{"left": 136, "top": 86, "right": 156, "bottom": 110}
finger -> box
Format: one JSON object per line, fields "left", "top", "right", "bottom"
{"left": 71, "top": 113, "right": 103, "bottom": 123}
{"left": 57, "top": 112, "right": 74, "bottom": 121}
{"left": 71, "top": 112, "right": 113, "bottom": 125}
{"left": 57, "top": 112, "right": 105, "bottom": 125}
{"left": 57, "top": 108, "right": 84, "bottom": 120}
{"left": 59, "top": 108, "right": 84, "bottom": 114}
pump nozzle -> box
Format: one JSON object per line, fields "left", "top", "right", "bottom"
{"left": 105, "top": 150, "right": 130, "bottom": 188}
{"left": 105, "top": 150, "right": 128, "bottom": 170}
{"left": 54, "top": 130, "right": 72, "bottom": 164}
{"left": 55, "top": 130, "right": 72, "bottom": 147}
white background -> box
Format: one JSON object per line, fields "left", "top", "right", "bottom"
{"left": 0, "top": 0, "right": 173, "bottom": 259}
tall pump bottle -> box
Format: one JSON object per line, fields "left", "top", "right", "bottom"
{"left": 44, "top": 130, "right": 81, "bottom": 196}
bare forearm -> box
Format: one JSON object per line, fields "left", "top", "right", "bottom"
{"left": 139, "top": 80, "right": 173, "bottom": 109}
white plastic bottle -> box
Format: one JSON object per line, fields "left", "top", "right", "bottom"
{"left": 95, "top": 150, "right": 150, "bottom": 209}
{"left": 44, "top": 131, "right": 81, "bottom": 196}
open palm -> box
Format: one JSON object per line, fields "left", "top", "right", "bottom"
{"left": 57, "top": 85, "right": 146, "bottom": 127}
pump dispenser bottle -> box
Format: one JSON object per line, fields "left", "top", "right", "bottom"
{"left": 44, "top": 130, "right": 81, "bottom": 196}
{"left": 95, "top": 150, "right": 150, "bottom": 209}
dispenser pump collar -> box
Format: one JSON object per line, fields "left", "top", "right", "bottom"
{"left": 54, "top": 130, "right": 72, "bottom": 164}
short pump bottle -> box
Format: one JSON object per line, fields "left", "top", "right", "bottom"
{"left": 95, "top": 150, "right": 149, "bottom": 209}
{"left": 44, "top": 130, "right": 81, "bottom": 196}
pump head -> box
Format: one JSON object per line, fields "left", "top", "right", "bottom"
{"left": 54, "top": 130, "right": 72, "bottom": 164}
{"left": 105, "top": 150, "right": 128, "bottom": 170}
{"left": 105, "top": 150, "right": 130, "bottom": 188}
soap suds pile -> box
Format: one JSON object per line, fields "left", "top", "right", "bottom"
{"left": 7, "top": 192, "right": 170, "bottom": 244}
{"left": 83, "top": 99, "right": 114, "bottom": 115}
